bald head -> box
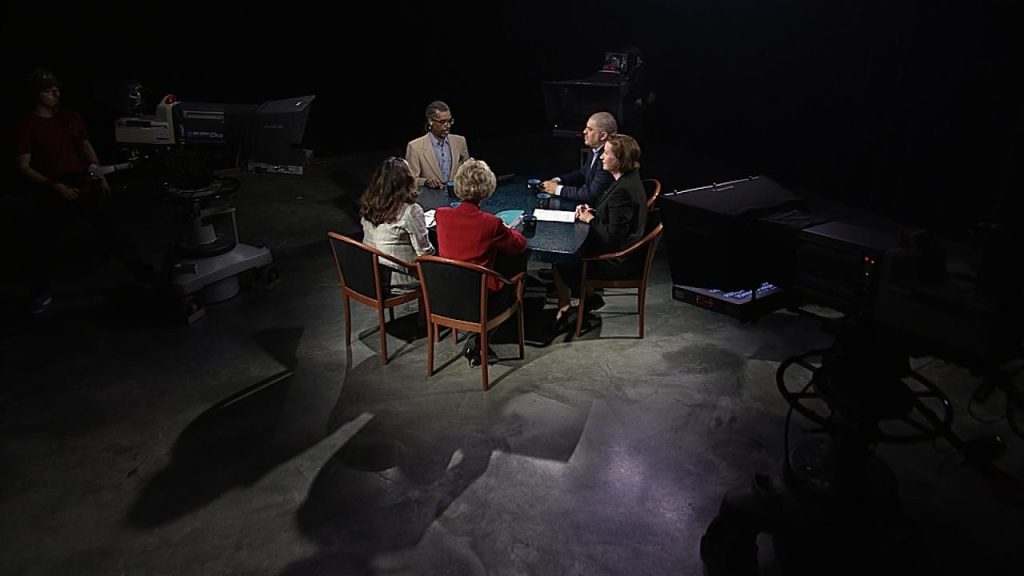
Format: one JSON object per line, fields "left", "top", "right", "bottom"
{"left": 589, "top": 112, "right": 618, "bottom": 135}
{"left": 583, "top": 112, "right": 618, "bottom": 148}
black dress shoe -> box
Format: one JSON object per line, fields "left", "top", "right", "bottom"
{"left": 583, "top": 293, "right": 605, "bottom": 314}
{"left": 463, "top": 341, "right": 478, "bottom": 367}
{"left": 463, "top": 341, "right": 498, "bottom": 367}
{"left": 551, "top": 309, "right": 577, "bottom": 333}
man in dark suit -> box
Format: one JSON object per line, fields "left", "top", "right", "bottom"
{"left": 541, "top": 111, "right": 617, "bottom": 205}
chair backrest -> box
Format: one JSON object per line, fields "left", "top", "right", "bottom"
{"left": 644, "top": 206, "right": 661, "bottom": 235}
{"left": 328, "top": 232, "right": 380, "bottom": 300}
{"left": 642, "top": 178, "right": 662, "bottom": 209}
{"left": 416, "top": 256, "right": 499, "bottom": 324}
{"left": 640, "top": 222, "right": 664, "bottom": 272}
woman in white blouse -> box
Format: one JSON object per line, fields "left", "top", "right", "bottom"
{"left": 359, "top": 157, "right": 435, "bottom": 292}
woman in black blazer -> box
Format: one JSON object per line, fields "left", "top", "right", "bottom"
{"left": 552, "top": 134, "right": 647, "bottom": 329}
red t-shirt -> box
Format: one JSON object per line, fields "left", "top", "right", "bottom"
{"left": 15, "top": 109, "right": 91, "bottom": 190}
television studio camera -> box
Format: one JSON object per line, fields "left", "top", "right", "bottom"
{"left": 107, "top": 83, "right": 316, "bottom": 321}
{"left": 655, "top": 175, "right": 1023, "bottom": 575}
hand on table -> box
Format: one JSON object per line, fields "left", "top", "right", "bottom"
{"left": 575, "top": 204, "right": 595, "bottom": 223}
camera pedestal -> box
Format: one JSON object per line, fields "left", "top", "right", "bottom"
{"left": 163, "top": 177, "right": 279, "bottom": 323}
{"left": 701, "top": 328, "right": 955, "bottom": 575}
{"left": 702, "top": 450, "right": 911, "bottom": 576}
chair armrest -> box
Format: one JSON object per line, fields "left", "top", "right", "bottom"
{"left": 377, "top": 251, "right": 419, "bottom": 277}
{"left": 415, "top": 255, "right": 525, "bottom": 291}
{"left": 491, "top": 270, "right": 524, "bottom": 284}
{"left": 507, "top": 271, "right": 526, "bottom": 299}
{"left": 492, "top": 270, "right": 525, "bottom": 287}
{"left": 417, "top": 255, "right": 515, "bottom": 280}
{"left": 581, "top": 224, "right": 663, "bottom": 262}
{"left": 581, "top": 239, "right": 646, "bottom": 262}
{"left": 328, "top": 230, "right": 419, "bottom": 277}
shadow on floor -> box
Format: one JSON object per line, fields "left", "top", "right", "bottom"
{"left": 279, "top": 344, "right": 591, "bottom": 575}
{"left": 127, "top": 327, "right": 314, "bottom": 527}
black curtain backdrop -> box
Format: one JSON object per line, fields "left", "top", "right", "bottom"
{"left": 3, "top": 0, "right": 1020, "bottom": 235}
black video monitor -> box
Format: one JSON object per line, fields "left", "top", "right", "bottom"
{"left": 542, "top": 80, "right": 626, "bottom": 138}
{"left": 603, "top": 51, "right": 629, "bottom": 74}
{"left": 247, "top": 95, "right": 316, "bottom": 167}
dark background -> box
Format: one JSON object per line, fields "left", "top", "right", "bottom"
{"left": 3, "top": 0, "right": 1021, "bottom": 237}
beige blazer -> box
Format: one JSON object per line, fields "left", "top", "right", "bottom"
{"left": 405, "top": 133, "right": 469, "bottom": 187}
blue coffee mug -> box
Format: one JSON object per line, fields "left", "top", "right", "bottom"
{"left": 527, "top": 178, "right": 541, "bottom": 191}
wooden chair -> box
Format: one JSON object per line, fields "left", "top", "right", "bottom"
{"left": 643, "top": 178, "right": 662, "bottom": 209}
{"left": 575, "top": 222, "right": 664, "bottom": 338}
{"left": 416, "top": 256, "right": 525, "bottom": 391}
{"left": 327, "top": 232, "right": 421, "bottom": 365}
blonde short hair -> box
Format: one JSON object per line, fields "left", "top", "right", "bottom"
{"left": 454, "top": 159, "right": 496, "bottom": 202}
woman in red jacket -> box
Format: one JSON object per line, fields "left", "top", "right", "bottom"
{"left": 434, "top": 159, "right": 527, "bottom": 365}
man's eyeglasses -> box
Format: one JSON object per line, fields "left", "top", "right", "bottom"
{"left": 429, "top": 117, "right": 454, "bottom": 127}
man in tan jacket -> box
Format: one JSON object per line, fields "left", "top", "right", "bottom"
{"left": 405, "top": 101, "right": 469, "bottom": 189}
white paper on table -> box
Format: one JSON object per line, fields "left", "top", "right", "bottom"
{"left": 532, "top": 208, "right": 576, "bottom": 223}
{"left": 423, "top": 209, "right": 436, "bottom": 228}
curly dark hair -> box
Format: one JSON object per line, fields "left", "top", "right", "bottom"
{"left": 360, "top": 157, "right": 419, "bottom": 225}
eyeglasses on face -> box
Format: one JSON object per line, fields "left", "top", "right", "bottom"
{"left": 429, "top": 117, "right": 454, "bottom": 127}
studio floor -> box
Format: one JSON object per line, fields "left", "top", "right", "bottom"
{"left": 1, "top": 134, "right": 1022, "bottom": 575}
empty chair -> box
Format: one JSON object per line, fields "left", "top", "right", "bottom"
{"left": 416, "top": 255, "right": 525, "bottom": 391}
{"left": 328, "top": 231, "right": 421, "bottom": 365}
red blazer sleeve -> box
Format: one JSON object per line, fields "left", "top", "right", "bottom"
{"left": 493, "top": 221, "right": 527, "bottom": 256}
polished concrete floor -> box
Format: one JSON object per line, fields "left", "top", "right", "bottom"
{"left": 1, "top": 135, "right": 1022, "bottom": 575}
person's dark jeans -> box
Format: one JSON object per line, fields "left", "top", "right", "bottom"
{"left": 30, "top": 190, "right": 151, "bottom": 297}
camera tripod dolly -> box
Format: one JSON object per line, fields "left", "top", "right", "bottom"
{"left": 163, "top": 176, "right": 279, "bottom": 322}
{"left": 700, "top": 327, "right": 957, "bottom": 576}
